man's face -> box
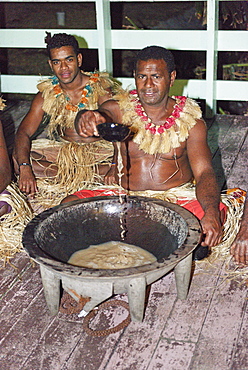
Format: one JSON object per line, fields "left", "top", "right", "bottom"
{"left": 48, "top": 45, "right": 82, "bottom": 85}
{"left": 134, "top": 59, "right": 176, "bottom": 106}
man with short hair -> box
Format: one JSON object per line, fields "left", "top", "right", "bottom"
{"left": 62, "top": 45, "right": 244, "bottom": 260}
{"left": 13, "top": 33, "right": 118, "bottom": 205}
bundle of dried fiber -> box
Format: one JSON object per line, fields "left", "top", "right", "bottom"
{"left": 204, "top": 190, "right": 248, "bottom": 282}
{"left": 0, "top": 182, "right": 33, "bottom": 267}
{"left": 28, "top": 140, "right": 113, "bottom": 213}
{"left": 29, "top": 177, "right": 104, "bottom": 214}
{"left": 55, "top": 140, "right": 112, "bottom": 192}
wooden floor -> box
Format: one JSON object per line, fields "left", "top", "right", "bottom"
{"left": 0, "top": 102, "right": 248, "bottom": 370}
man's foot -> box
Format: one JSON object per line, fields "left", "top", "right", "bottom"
{"left": 0, "top": 203, "right": 12, "bottom": 217}
{"left": 0, "top": 190, "right": 12, "bottom": 217}
{"left": 193, "top": 245, "right": 209, "bottom": 261}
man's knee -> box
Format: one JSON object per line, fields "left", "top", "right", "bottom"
{"left": 61, "top": 195, "right": 80, "bottom": 204}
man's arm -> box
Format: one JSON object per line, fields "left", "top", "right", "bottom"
{"left": 230, "top": 195, "right": 248, "bottom": 265}
{"left": 0, "top": 122, "right": 11, "bottom": 193}
{"left": 187, "top": 118, "right": 223, "bottom": 247}
{"left": 74, "top": 100, "right": 122, "bottom": 138}
{"left": 13, "top": 92, "right": 45, "bottom": 195}
{"left": 97, "top": 88, "right": 113, "bottom": 106}
{"left": 74, "top": 100, "right": 122, "bottom": 186}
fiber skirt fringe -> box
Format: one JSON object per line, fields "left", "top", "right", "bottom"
{"left": 0, "top": 183, "right": 33, "bottom": 267}
{"left": 30, "top": 138, "right": 114, "bottom": 212}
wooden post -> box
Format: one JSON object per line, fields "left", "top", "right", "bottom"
{"left": 95, "top": 0, "right": 113, "bottom": 74}
{"left": 205, "top": 0, "right": 219, "bottom": 117}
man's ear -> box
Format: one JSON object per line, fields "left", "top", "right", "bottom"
{"left": 170, "top": 70, "right": 176, "bottom": 87}
{"left": 77, "top": 53, "right": 83, "bottom": 67}
{"left": 133, "top": 69, "right": 136, "bottom": 78}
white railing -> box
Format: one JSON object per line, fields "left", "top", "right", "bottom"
{"left": 0, "top": 0, "right": 247, "bottom": 117}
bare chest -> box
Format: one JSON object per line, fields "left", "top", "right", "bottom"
{"left": 121, "top": 139, "right": 187, "bottom": 161}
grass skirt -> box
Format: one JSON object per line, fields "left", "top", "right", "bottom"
{"left": 0, "top": 183, "right": 33, "bottom": 267}
{"left": 30, "top": 138, "right": 114, "bottom": 211}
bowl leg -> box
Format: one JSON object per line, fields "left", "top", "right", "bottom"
{"left": 40, "top": 265, "right": 61, "bottom": 315}
{"left": 174, "top": 253, "right": 193, "bottom": 300}
{"left": 127, "top": 276, "right": 146, "bottom": 322}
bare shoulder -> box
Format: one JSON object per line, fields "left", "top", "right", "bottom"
{"left": 188, "top": 118, "right": 208, "bottom": 141}
{"left": 187, "top": 117, "right": 212, "bottom": 166}
{"left": 0, "top": 121, "right": 11, "bottom": 169}
{"left": 23, "top": 92, "right": 44, "bottom": 120}
{"left": 17, "top": 92, "right": 45, "bottom": 134}
{"left": 0, "top": 122, "right": 6, "bottom": 145}
{"left": 29, "top": 92, "right": 44, "bottom": 112}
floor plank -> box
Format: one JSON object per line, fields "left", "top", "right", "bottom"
{"left": 189, "top": 266, "right": 248, "bottom": 370}
{"left": 0, "top": 252, "right": 31, "bottom": 296}
{"left": 161, "top": 262, "right": 224, "bottom": 343}
{"left": 70, "top": 273, "right": 177, "bottom": 370}
{"left": 227, "top": 132, "right": 248, "bottom": 190}
{"left": 218, "top": 118, "right": 248, "bottom": 182}
{"left": 0, "top": 264, "right": 43, "bottom": 340}
{"left": 147, "top": 340, "right": 196, "bottom": 370}
{"left": 210, "top": 115, "right": 248, "bottom": 190}
{"left": 230, "top": 299, "right": 248, "bottom": 370}
{"left": 0, "top": 290, "right": 55, "bottom": 370}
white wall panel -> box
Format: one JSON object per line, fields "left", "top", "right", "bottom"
{"left": 111, "top": 30, "right": 207, "bottom": 51}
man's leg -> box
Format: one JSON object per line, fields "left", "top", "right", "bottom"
{"left": 13, "top": 148, "right": 58, "bottom": 178}
{"left": 30, "top": 151, "right": 58, "bottom": 178}
{"left": 61, "top": 188, "right": 125, "bottom": 204}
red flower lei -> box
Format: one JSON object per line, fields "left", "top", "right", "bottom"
{"left": 130, "top": 90, "right": 187, "bottom": 134}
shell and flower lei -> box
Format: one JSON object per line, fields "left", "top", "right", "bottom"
{"left": 51, "top": 73, "right": 100, "bottom": 112}
{"left": 116, "top": 89, "right": 202, "bottom": 155}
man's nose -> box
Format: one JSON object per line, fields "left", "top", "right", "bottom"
{"left": 60, "top": 61, "right": 68, "bottom": 69}
{"left": 144, "top": 77, "right": 153, "bottom": 87}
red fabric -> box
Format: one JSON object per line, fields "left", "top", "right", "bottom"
{"left": 73, "top": 188, "right": 125, "bottom": 199}
{"left": 73, "top": 189, "right": 227, "bottom": 222}
{"left": 176, "top": 199, "right": 227, "bottom": 221}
